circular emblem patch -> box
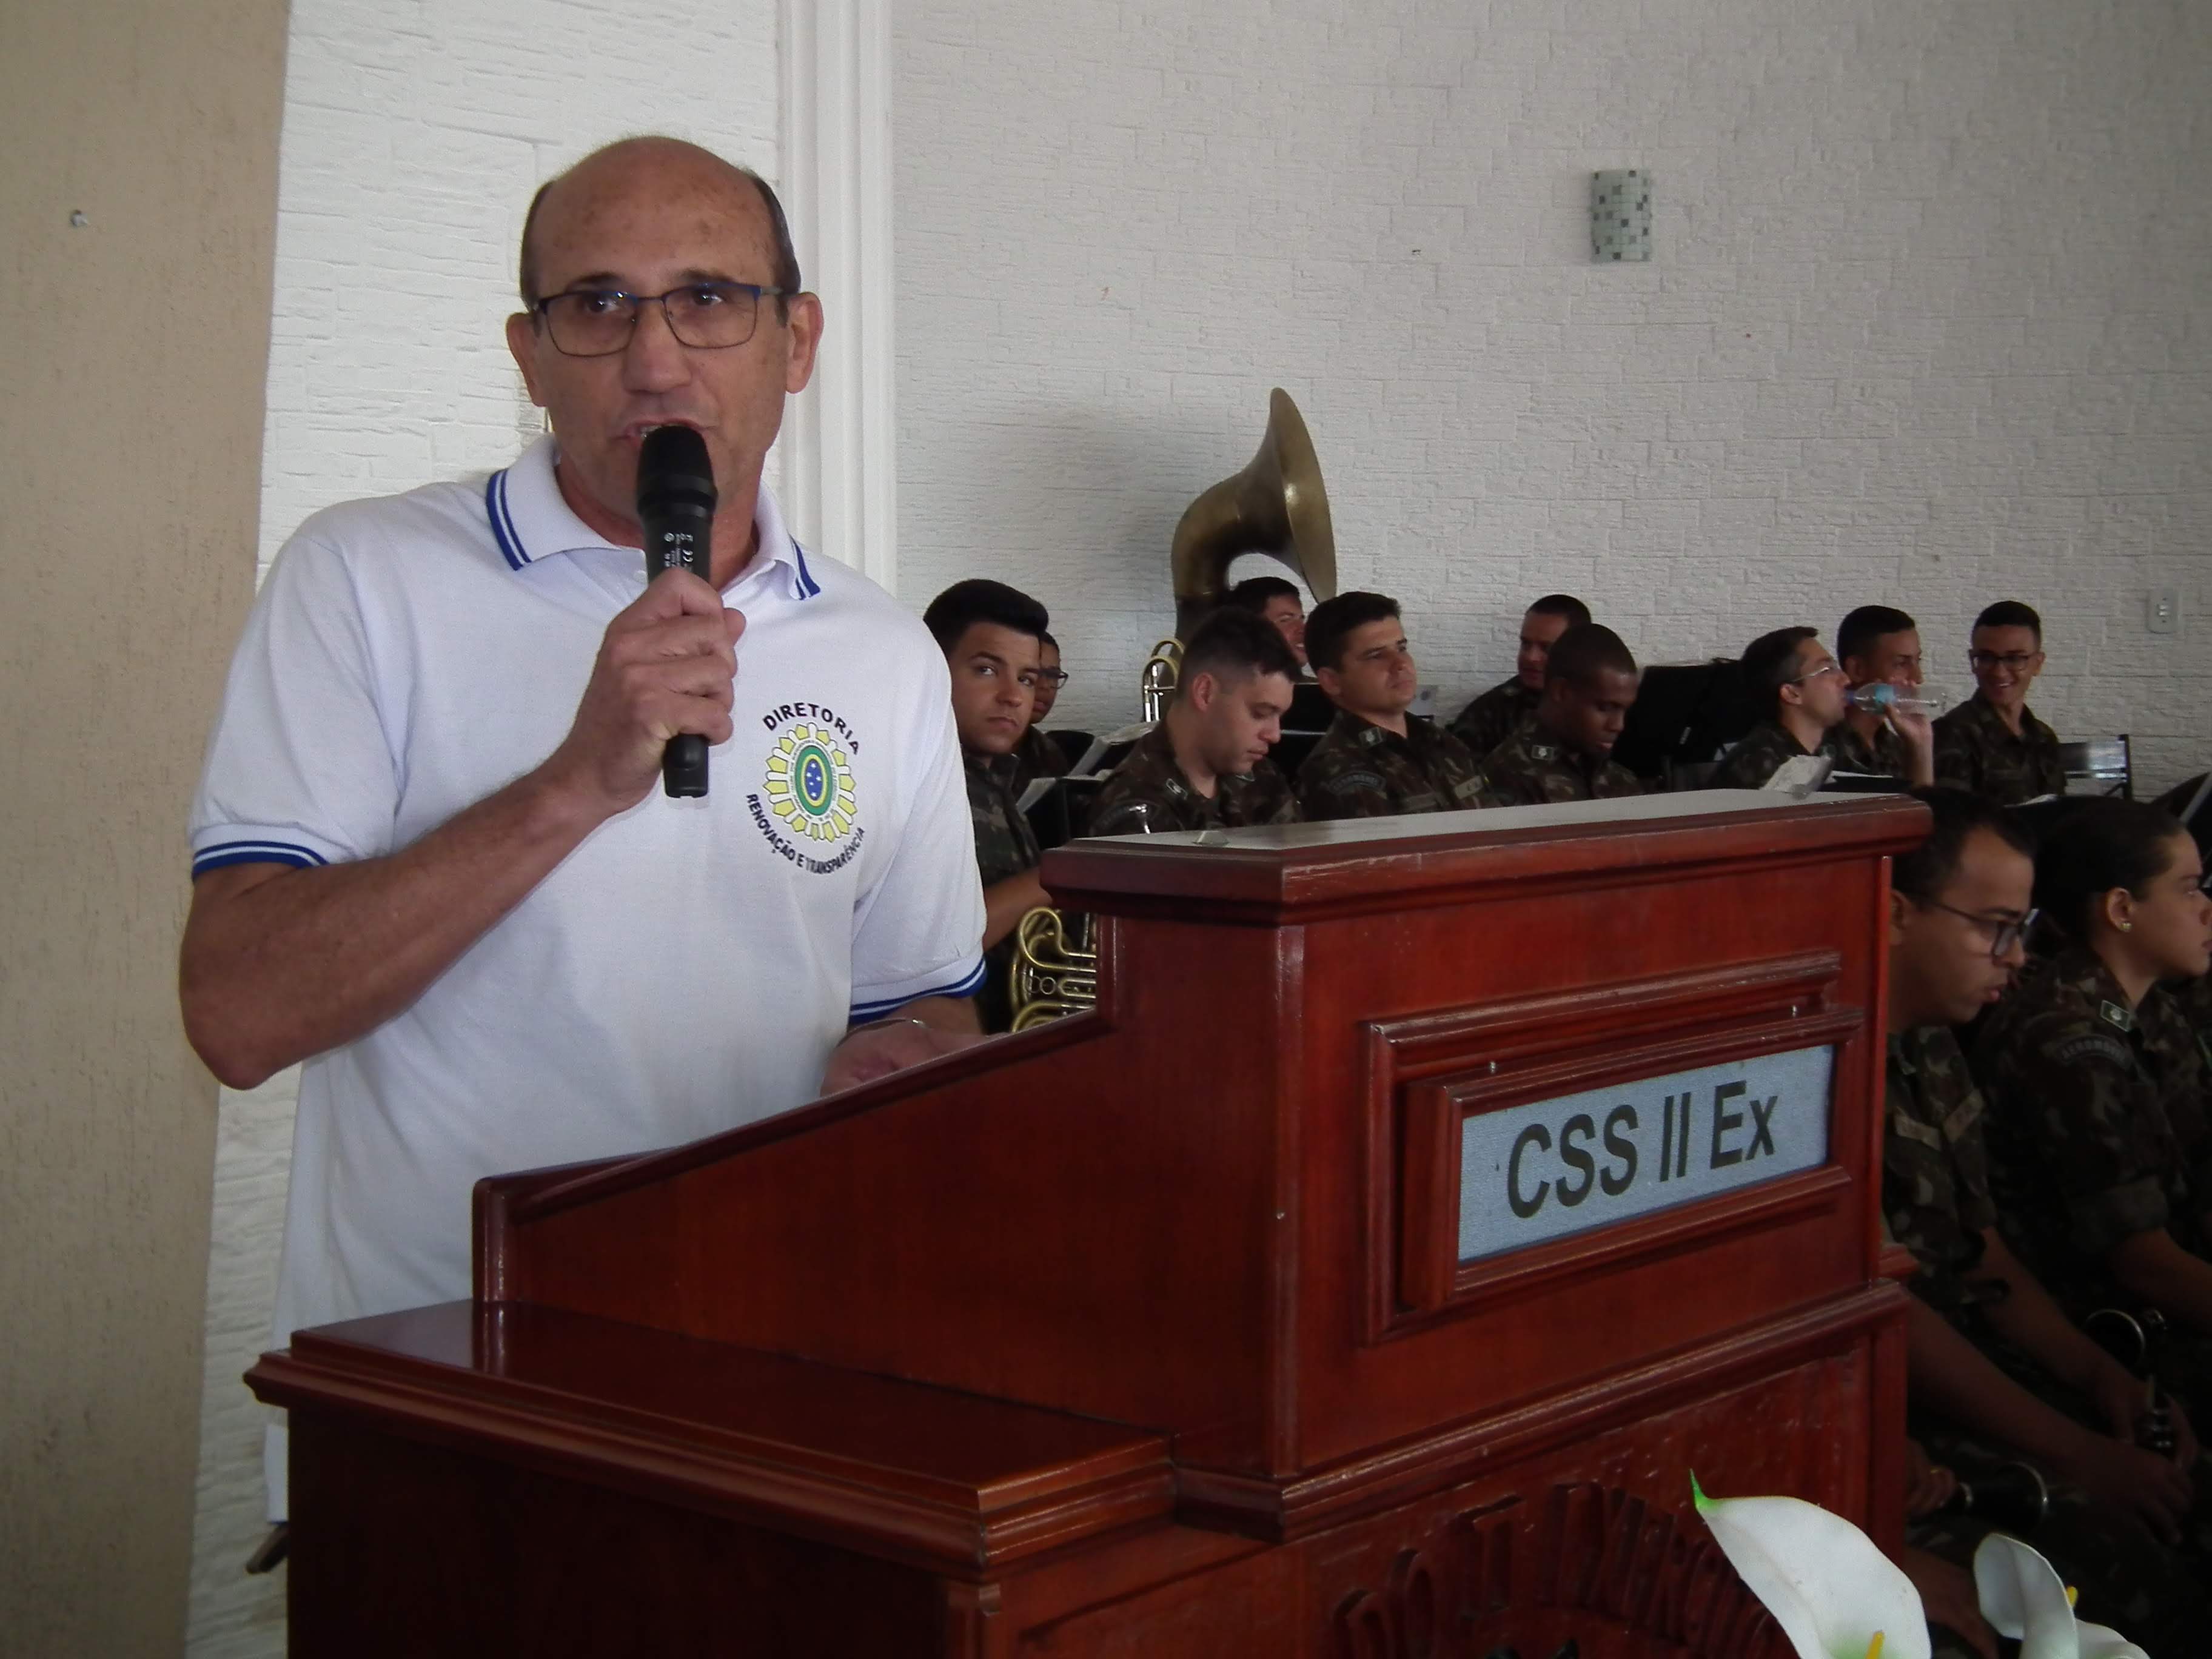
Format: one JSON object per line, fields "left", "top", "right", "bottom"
{"left": 765, "top": 725, "right": 857, "bottom": 842}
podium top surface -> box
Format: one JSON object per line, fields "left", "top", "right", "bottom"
{"left": 1045, "top": 789, "right": 1926, "bottom": 916}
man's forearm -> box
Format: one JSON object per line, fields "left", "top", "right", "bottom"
{"left": 981, "top": 870, "right": 1048, "bottom": 950}
{"left": 1905, "top": 1296, "right": 2103, "bottom": 1470}
{"left": 181, "top": 768, "right": 603, "bottom": 1088}
{"left": 1972, "top": 1235, "right": 2113, "bottom": 1396}
{"left": 896, "top": 994, "right": 981, "bottom": 1035}
{"left": 2110, "top": 1230, "right": 2212, "bottom": 1333}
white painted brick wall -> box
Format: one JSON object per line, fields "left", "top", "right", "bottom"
{"left": 185, "top": 5, "right": 777, "bottom": 1653}
{"left": 893, "top": 0, "right": 2212, "bottom": 797}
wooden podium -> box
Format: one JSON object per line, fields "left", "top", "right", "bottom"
{"left": 249, "top": 791, "right": 1924, "bottom": 1658}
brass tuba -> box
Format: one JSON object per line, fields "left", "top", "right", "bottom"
{"left": 1136, "top": 389, "right": 1336, "bottom": 714}
{"left": 1168, "top": 387, "right": 1338, "bottom": 643}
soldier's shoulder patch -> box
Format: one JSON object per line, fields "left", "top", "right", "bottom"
{"left": 2054, "top": 1032, "right": 2133, "bottom": 1070}
{"left": 1324, "top": 769, "right": 1385, "bottom": 794}
{"left": 2098, "top": 999, "right": 2135, "bottom": 1033}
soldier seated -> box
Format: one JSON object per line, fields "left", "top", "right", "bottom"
{"left": 1972, "top": 800, "right": 2212, "bottom": 1339}
{"left": 923, "top": 578, "right": 1050, "bottom": 1033}
{"left": 1088, "top": 609, "right": 1301, "bottom": 836}
{"left": 1294, "top": 591, "right": 1484, "bottom": 821}
{"left": 1882, "top": 791, "right": 2200, "bottom": 1601}
{"left": 1936, "top": 600, "right": 2066, "bottom": 805}
{"left": 1835, "top": 604, "right": 1935, "bottom": 785}
{"left": 1447, "top": 593, "right": 1590, "bottom": 760}
{"left": 1708, "top": 625, "right": 1848, "bottom": 791}
{"left": 1010, "top": 629, "right": 1072, "bottom": 793}
{"left": 1222, "top": 574, "right": 1309, "bottom": 672}
{"left": 1469, "top": 623, "right": 1646, "bottom": 807}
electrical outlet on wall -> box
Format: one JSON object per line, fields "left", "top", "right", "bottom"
{"left": 2148, "top": 588, "right": 2180, "bottom": 635}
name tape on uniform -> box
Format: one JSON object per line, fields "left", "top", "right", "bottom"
{"left": 1457, "top": 1044, "right": 1835, "bottom": 1263}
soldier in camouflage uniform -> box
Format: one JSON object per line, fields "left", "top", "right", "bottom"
{"left": 1295, "top": 590, "right": 1485, "bottom": 821}
{"left": 1974, "top": 943, "right": 2212, "bottom": 1321}
{"left": 1971, "top": 802, "right": 2212, "bottom": 1432}
{"left": 925, "top": 578, "right": 1052, "bottom": 1033}
{"left": 1088, "top": 608, "right": 1302, "bottom": 835}
{"left": 1882, "top": 790, "right": 2209, "bottom": 1653}
{"left": 1446, "top": 594, "right": 1589, "bottom": 760}
{"left": 1933, "top": 600, "right": 2066, "bottom": 805}
{"left": 1468, "top": 623, "right": 1646, "bottom": 807}
{"left": 1708, "top": 626, "right": 1851, "bottom": 791}
{"left": 1008, "top": 631, "right": 1072, "bottom": 794}
{"left": 1832, "top": 605, "right": 1935, "bottom": 784}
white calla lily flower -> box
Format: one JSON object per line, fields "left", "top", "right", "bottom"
{"left": 1692, "top": 1476, "right": 1930, "bottom": 1659}
{"left": 1972, "top": 1534, "right": 2148, "bottom": 1659}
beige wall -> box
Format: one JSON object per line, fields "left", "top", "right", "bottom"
{"left": 0, "top": 2, "right": 288, "bottom": 1653}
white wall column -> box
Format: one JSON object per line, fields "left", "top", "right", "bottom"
{"left": 780, "top": 0, "right": 899, "bottom": 592}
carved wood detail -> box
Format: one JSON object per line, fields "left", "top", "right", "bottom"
{"left": 1331, "top": 1482, "right": 1785, "bottom": 1659}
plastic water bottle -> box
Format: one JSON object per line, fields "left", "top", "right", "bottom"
{"left": 1846, "top": 682, "right": 1945, "bottom": 718}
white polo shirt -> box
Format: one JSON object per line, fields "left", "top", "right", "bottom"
{"left": 192, "top": 436, "right": 984, "bottom": 1368}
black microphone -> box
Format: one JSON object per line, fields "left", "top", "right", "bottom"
{"left": 635, "top": 424, "right": 718, "bottom": 798}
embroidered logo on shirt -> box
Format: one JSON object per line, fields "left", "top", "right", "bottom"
{"left": 748, "top": 706, "right": 866, "bottom": 876}
{"left": 765, "top": 724, "right": 857, "bottom": 842}
{"left": 2097, "top": 1000, "right": 2135, "bottom": 1033}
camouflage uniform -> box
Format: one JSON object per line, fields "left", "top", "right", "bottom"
{"left": 1295, "top": 709, "right": 1485, "bottom": 821}
{"left": 964, "top": 749, "right": 1041, "bottom": 1033}
{"left": 1706, "top": 719, "right": 1837, "bottom": 791}
{"left": 1889, "top": 1025, "right": 2212, "bottom": 1653}
{"left": 1971, "top": 944, "right": 2212, "bottom": 1322}
{"left": 1932, "top": 692, "right": 2066, "bottom": 805}
{"left": 1884, "top": 1027, "right": 2003, "bottom": 1326}
{"left": 1446, "top": 675, "right": 1539, "bottom": 762}
{"left": 1008, "top": 723, "right": 1070, "bottom": 795}
{"left": 1834, "top": 715, "right": 1912, "bottom": 778}
{"left": 1086, "top": 724, "right": 1300, "bottom": 836}
{"left": 1469, "top": 719, "right": 1646, "bottom": 808}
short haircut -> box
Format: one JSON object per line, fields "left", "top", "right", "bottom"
{"left": 1837, "top": 605, "right": 1917, "bottom": 667}
{"left": 1973, "top": 600, "right": 2043, "bottom": 643}
{"left": 922, "top": 580, "right": 1049, "bottom": 654}
{"left": 1039, "top": 629, "right": 1059, "bottom": 652}
{"left": 2033, "top": 799, "right": 2190, "bottom": 939}
{"left": 1527, "top": 594, "right": 1593, "bottom": 628}
{"left": 1180, "top": 606, "right": 1301, "bottom": 692}
{"left": 1544, "top": 622, "right": 1637, "bottom": 688}
{"left": 518, "top": 142, "right": 802, "bottom": 323}
{"left": 1225, "top": 575, "right": 1302, "bottom": 613}
{"left": 1303, "top": 591, "right": 1402, "bottom": 674}
{"left": 1740, "top": 626, "right": 1820, "bottom": 721}
{"left": 1892, "top": 787, "right": 2036, "bottom": 902}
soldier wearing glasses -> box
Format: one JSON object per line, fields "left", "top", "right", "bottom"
{"left": 1010, "top": 631, "right": 1072, "bottom": 793}
{"left": 1882, "top": 789, "right": 2208, "bottom": 1654}
{"left": 1935, "top": 600, "right": 2067, "bottom": 805}
{"left": 1707, "top": 626, "right": 1851, "bottom": 791}
{"left": 183, "top": 138, "right": 991, "bottom": 1522}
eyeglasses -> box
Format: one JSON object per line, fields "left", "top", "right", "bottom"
{"left": 1968, "top": 651, "right": 2042, "bottom": 671}
{"left": 1034, "top": 669, "right": 1071, "bottom": 688}
{"left": 531, "top": 282, "right": 788, "bottom": 357}
{"left": 1919, "top": 898, "right": 2040, "bottom": 959}
{"left": 1790, "top": 660, "right": 1845, "bottom": 684}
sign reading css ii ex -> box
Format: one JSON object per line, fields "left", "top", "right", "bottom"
{"left": 1457, "top": 1045, "right": 1834, "bottom": 1264}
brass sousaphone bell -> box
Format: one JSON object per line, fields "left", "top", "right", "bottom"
{"left": 1139, "top": 388, "right": 1338, "bottom": 717}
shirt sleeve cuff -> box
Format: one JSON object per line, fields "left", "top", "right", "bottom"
{"left": 849, "top": 956, "right": 987, "bottom": 1025}
{"left": 2067, "top": 1175, "right": 2170, "bottom": 1260}
{"left": 190, "top": 824, "right": 352, "bottom": 878}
